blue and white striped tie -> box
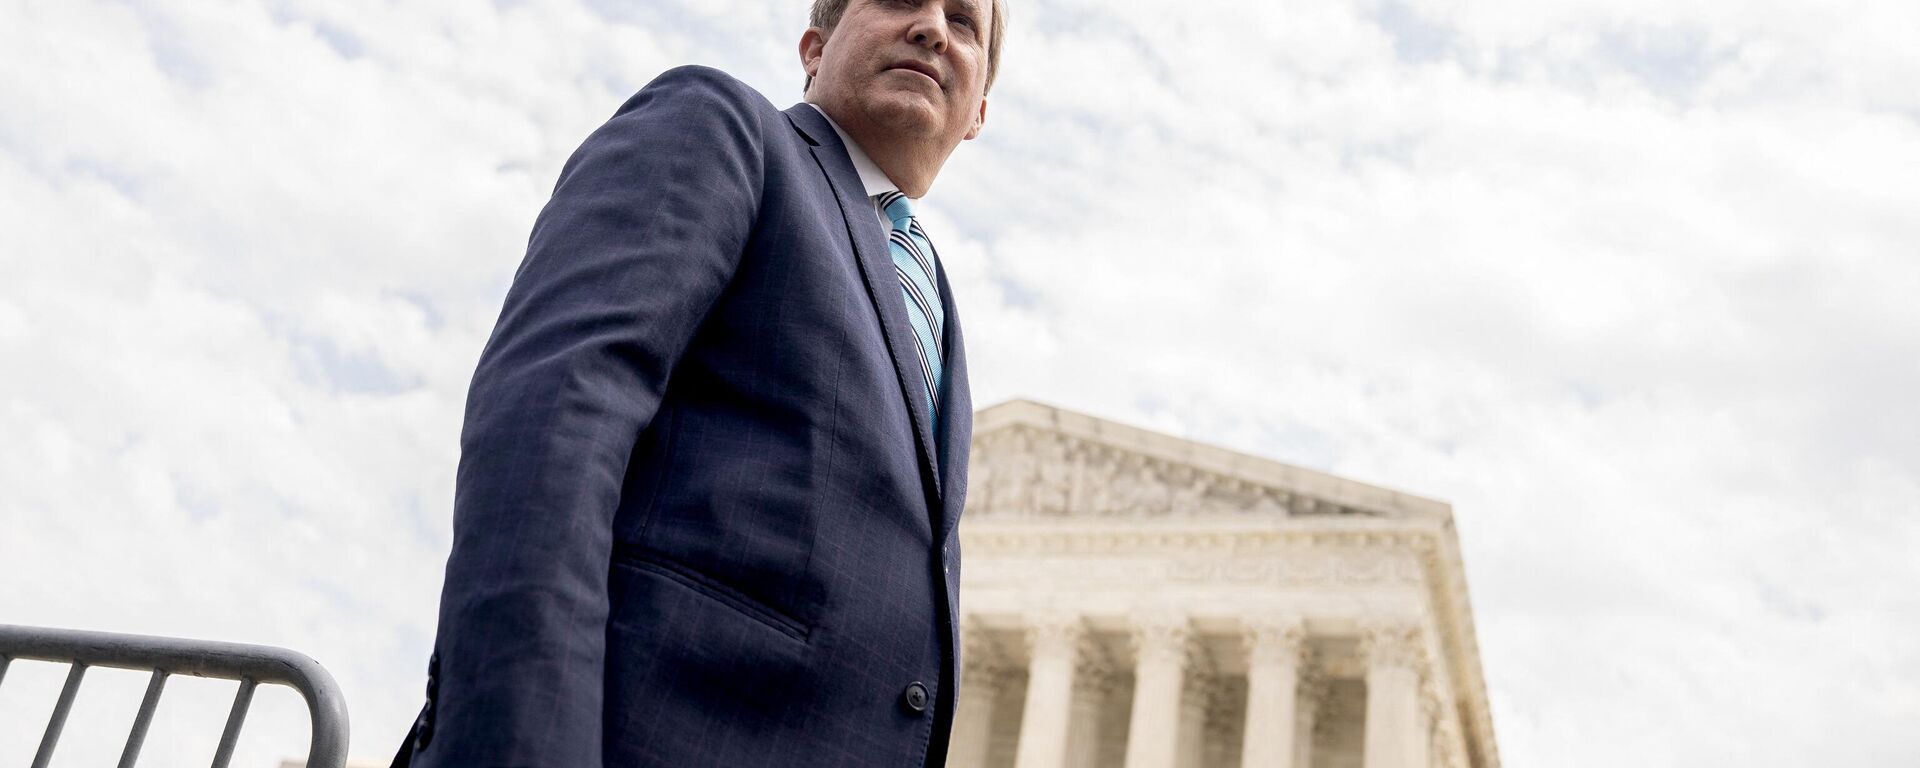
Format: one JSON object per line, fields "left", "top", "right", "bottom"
{"left": 877, "top": 190, "right": 945, "bottom": 421}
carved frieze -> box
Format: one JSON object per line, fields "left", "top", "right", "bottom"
{"left": 966, "top": 425, "right": 1370, "bottom": 520}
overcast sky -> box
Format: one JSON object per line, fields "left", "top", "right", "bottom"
{"left": 3, "top": 0, "right": 1918, "bottom": 765}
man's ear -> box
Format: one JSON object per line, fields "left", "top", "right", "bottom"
{"left": 964, "top": 97, "right": 989, "bottom": 141}
{"left": 798, "top": 28, "right": 827, "bottom": 89}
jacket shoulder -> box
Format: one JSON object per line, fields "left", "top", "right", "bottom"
{"left": 617, "top": 65, "right": 781, "bottom": 122}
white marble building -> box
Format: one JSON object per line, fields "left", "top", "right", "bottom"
{"left": 947, "top": 400, "right": 1499, "bottom": 768}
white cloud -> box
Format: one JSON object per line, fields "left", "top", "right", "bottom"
{"left": 2, "top": 0, "right": 1917, "bottom": 765}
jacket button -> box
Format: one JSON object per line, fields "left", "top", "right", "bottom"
{"left": 901, "top": 682, "right": 930, "bottom": 714}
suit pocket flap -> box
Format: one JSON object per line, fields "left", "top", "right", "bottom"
{"left": 611, "top": 547, "right": 811, "bottom": 641}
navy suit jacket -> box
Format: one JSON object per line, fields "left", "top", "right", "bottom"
{"left": 397, "top": 65, "right": 972, "bottom": 768}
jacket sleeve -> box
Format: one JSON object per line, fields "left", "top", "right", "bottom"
{"left": 416, "top": 66, "right": 766, "bottom": 767}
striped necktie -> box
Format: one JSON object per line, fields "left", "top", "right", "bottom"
{"left": 877, "top": 190, "right": 945, "bottom": 421}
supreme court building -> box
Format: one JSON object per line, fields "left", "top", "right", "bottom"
{"left": 947, "top": 400, "right": 1499, "bottom": 768}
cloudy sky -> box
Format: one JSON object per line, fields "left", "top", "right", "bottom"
{"left": 3, "top": 0, "right": 1918, "bottom": 764}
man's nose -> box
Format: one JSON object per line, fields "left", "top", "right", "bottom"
{"left": 906, "top": 6, "right": 950, "bottom": 53}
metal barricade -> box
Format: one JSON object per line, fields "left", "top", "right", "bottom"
{"left": 0, "top": 623, "right": 349, "bottom": 768}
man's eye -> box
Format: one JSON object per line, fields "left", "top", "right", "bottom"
{"left": 950, "top": 14, "right": 975, "bottom": 29}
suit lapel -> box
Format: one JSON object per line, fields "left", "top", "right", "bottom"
{"left": 934, "top": 258, "right": 971, "bottom": 542}
{"left": 785, "top": 104, "right": 944, "bottom": 505}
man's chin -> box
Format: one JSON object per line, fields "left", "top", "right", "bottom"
{"left": 860, "top": 94, "right": 943, "bottom": 138}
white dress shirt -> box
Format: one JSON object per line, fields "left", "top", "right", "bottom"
{"left": 806, "top": 102, "right": 914, "bottom": 230}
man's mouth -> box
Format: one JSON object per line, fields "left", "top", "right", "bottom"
{"left": 887, "top": 61, "right": 942, "bottom": 87}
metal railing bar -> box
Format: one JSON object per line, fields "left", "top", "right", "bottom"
{"left": 117, "top": 668, "right": 169, "bottom": 768}
{"left": 0, "top": 624, "right": 349, "bottom": 768}
{"left": 0, "top": 654, "right": 10, "bottom": 689}
{"left": 0, "top": 624, "right": 330, "bottom": 687}
{"left": 31, "top": 662, "right": 88, "bottom": 768}
{"left": 210, "top": 676, "right": 257, "bottom": 768}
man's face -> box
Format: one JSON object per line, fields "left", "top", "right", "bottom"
{"left": 805, "top": 0, "right": 991, "bottom": 147}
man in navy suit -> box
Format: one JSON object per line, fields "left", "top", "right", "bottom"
{"left": 394, "top": 0, "right": 1004, "bottom": 766}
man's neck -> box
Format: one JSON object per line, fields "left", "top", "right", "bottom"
{"left": 807, "top": 103, "right": 899, "bottom": 199}
{"left": 807, "top": 101, "right": 942, "bottom": 198}
{"left": 856, "top": 133, "right": 941, "bottom": 199}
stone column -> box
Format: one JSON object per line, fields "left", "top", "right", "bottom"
{"left": 1361, "top": 623, "right": 1427, "bottom": 768}
{"left": 951, "top": 618, "right": 1005, "bottom": 768}
{"left": 1175, "top": 657, "right": 1214, "bottom": 768}
{"left": 1122, "top": 613, "right": 1191, "bottom": 768}
{"left": 1067, "top": 639, "right": 1115, "bottom": 768}
{"left": 1015, "top": 612, "right": 1084, "bottom": 768}
{"left": 1238, "top": 615, "right": 1305, "bottom": 767}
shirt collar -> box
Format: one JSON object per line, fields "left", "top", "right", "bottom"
{"left": 807, "top": 102, "right": 907, "bottom": 201}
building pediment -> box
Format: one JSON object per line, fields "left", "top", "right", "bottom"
{"left": 965, "top": 399, "right": 1451, "bottom": 522}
